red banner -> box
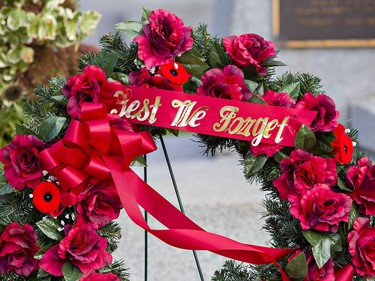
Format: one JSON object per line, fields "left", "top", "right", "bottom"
{"left": 107, "top": 86, "right": 317, "bottom": 147}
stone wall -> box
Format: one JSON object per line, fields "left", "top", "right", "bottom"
{"left": 231, "top": 0, "right": 375, "bottom": 152}
{"left": 79, "top": 0, "right": 375, "bottom": 152}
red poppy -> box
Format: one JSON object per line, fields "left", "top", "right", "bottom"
{"left": 32, "top": 182, "right": 61, "bottom": 214}
{"left": 331, "top": 124, "right": 354, "bottom": 164}
{"left": 160, "top": 62, "right": 191, "bottom": 84}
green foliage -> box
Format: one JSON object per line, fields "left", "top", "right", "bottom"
{"left": 62, "top": 262, "right": 83, "bottom": 281}
{"left": 269, "top": 72, "right": 323, "bottom": 98}
{"left": 212, "top": 260, "right": 255, "bottom": 281}
{"left": 294, "top": 125, "right": 317, "bottom": 151}
{"left": 98, "top": 221, "right": 122, "bottom": 253}
{"left": 100, "top": 260, "right": 130, "bottom": 281}
{"left": 191, "top": 24, "right": 221, "bottom": 64}
{"left": 98, "top": 33, "right": 139, "bottom": 75}
{"left": 285, "top": 252, "right": 307, "bottom": 281}
{"left": 0, "top": 189, "right": 43, "bottom": 226}
{"left": 0, "top": 0, "right": 100, "bottom": 91}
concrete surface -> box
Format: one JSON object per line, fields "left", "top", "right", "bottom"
{"left": 114, "top": 134, "right": 270, "bottom": 281}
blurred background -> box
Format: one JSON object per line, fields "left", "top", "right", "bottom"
{"left": 76, "top": 0, "right": 375, "bottom": 280}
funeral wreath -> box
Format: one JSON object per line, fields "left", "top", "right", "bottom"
{"left": 0, "top": 7, "right": 372, "bottom": 281}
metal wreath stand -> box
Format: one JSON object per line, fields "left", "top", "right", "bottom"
{"left": 143, "top": 134, "right": 205, "bottom": 281}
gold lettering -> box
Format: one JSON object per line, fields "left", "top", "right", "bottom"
{"left": 213, "top": 106, "right": 239, "bottom": 132}
{"left": 149, "top": 96, "right": 161, "bottom": 124}
{"left": 275, "top": 117, "right": 290, "bottom": 144}
{"left": 263, "top": 119, "right": 279, "bottom": 138}
{"left": 171, "top": 99, "right": 208, "bottom": 127}
{"left": 134, "top": 99, "right": 150, "bottom": 121}
{"left": 251, "top": 118, "right": 269, "bottom": 146}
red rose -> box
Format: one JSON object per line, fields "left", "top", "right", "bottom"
{"left": 197, "top": 65, "right": 252, "bottom": 101}
{"left": 129, "top": 67, "right": 183, "bottom": 91}
{"left": 0, "top": 134, "right": 44, "bottom": 190}
{"left": 40, "top": 224, "right": 112, "bottom": 276}
{"left": 0, "top": 222, "right": 40, "bottom": 276}
{"left": 348, "top": 217, "right": 375, "bottom": 277}
{"left": 62, "top": 65, "right": 107, "bottom": 119}
{"left": 294, "top": 93, "right": 339, "bottom": 132}
{"left": 250, "top": 90, "right": 296, "bottom": 156}
{"left": 331, "top": 124, "right": 353, "bottom": 164}
{"left": 289, "top": 184, "right": 352, "bottom": 232}
{"left": 134, "top": 9, "right": 193, "bottom": 68}
{"left": 223, "top": 33, "right": 276, "bottom": 75}
{"left": 76, "top": 178, "right": 123, "bottom": 228}
{"left": 273, "top": 149, "right": 337, "bottom": 201}
{"left": 80, "top": 272, "right": 120, "bottom": 281}
{"left": 346, "top": 156, "right": 375, "bottom": 215}
{"left": 306, "top": 253, "right": 335, "bottom": 281}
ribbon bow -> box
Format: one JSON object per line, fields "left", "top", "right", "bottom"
{"left": 39, "top": 102, "right": 295, "bottom": 280}
{"left": 39, "top": 102, "right": 156, "bottom": 205}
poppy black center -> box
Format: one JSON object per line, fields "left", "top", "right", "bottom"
{"left": 169, "top": 69, "right": 178, "bottom": 76}
{"left": 344, "top": 144, "right": 348, "bottom": 154}
{"left": 44, "top": 192, "right": 53, "bottom": 202}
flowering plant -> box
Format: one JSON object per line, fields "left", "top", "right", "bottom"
{"left": 0, "top": 7, "right": 372, "bottom": 281}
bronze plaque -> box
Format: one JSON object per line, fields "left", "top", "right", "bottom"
{"left": 273, "top": 0, "right": 375, "bottom": 47}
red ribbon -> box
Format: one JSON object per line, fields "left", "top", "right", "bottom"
{"left": 39, "top": 102, "right": 295, "bottom": 280}
{"left": 335, "top": 264, "right": 355, "bottom": 280}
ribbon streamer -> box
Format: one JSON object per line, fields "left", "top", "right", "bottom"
{"left": 334, "top": 264, "right": 355, "bottom": 280}
{"left": 40, "top": 102, "right": 295, "bottom": 280}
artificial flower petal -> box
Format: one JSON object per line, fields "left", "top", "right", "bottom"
{"left": 32, "top": 181, "right": 61, "bottom": 214}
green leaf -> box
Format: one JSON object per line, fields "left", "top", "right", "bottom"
{"left": 261, "top": 60, "right": 287, "bottom": 67}
{"left": 279, "top": 82, "right": 300, "bottom": 100}
{"left": 244, "top": 154, "right": 268, "bottom": 178}
{"left": 141, "top": 7, "right": 151, "bottom": 23}
{"left": 115, "top": 21, "right": 143, "bottom": 39}
{"left": 0, "top": 172, "right": 13, "bottom": 195}
{"left": 131, "top": 156, "right": 147, "bottom": 167}
{"left": 209, "top": 41, "right": 231, "bottom": 68}
{"left": 312, "top": 238, "right": 332, "bottom": 269}
{"left": 285, "top": 251, "right": 307, "bottom": 281}
{"left": 36, "top": 218, "right": 64, "bottom": 241}
{"left": 37, "top": 268, "right": 51, "bottom": 281}
{"left": 79, "top": 11, "right": 101, "bottom": 38}
{"left": 7, "top": 9, "right": 30, "bottom": 31}
{"left": 15, "top": 123, "right": 37, "bottom": 136}
{"left": 295, "top": 125, "right": 316, "bottom": 151}
{"left": 38, "top": 116, "right": 66, "bottom": 142}
{"left": 20, "top": 46, "right": 34, "bottom": 64}
{"left": 273, "top": 150, "right": 289, "bottom": 163}
{"left": 316, "top": 132, "right": 336, "bottom": 146}
{"left": 302, "top": 230, "right": 342, "bottom": 268}
{"left": 62, "top": 262, "right": 83, "bottom": 281}
{"left": 348, "top": 204, "right": 359, "bottom": 230}
{"left": 176, "top": 50, "right": 209, "bottom": 76}
{"left": 248, "top": 94, "right": 266, "bottom": 104}
{"left": 92, "top": 51, "right": 118, "bottom": 75}
{"left": 34, "top": 242, "right": 56, "bottom": 259}
{"left": 244, "top": 80, "right": 260, "bottom": 93}
{"left": 337, "top": 177, "right": 352, "bottom": 192}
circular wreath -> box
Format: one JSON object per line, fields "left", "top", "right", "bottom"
{"left": 0, "top": 7, "right": 372, "bottom": 281}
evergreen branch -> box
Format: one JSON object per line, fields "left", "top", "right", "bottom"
{"left": 269, "top": 72, "right": 323, "bottom": 98}
{"left": 0, "top": 189, "right": 43, "bottom": 226}
{"left": 99, "top": 33, "right": 139, "bottom": 74}
{"left": 211, "top": 260, "right": 255, "bottom": 281}
{"left": 99, "top": 221, "right": 122, "bottom": 253}
{"left": 100, "top": 260, "right": 130, "bottom": 281}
